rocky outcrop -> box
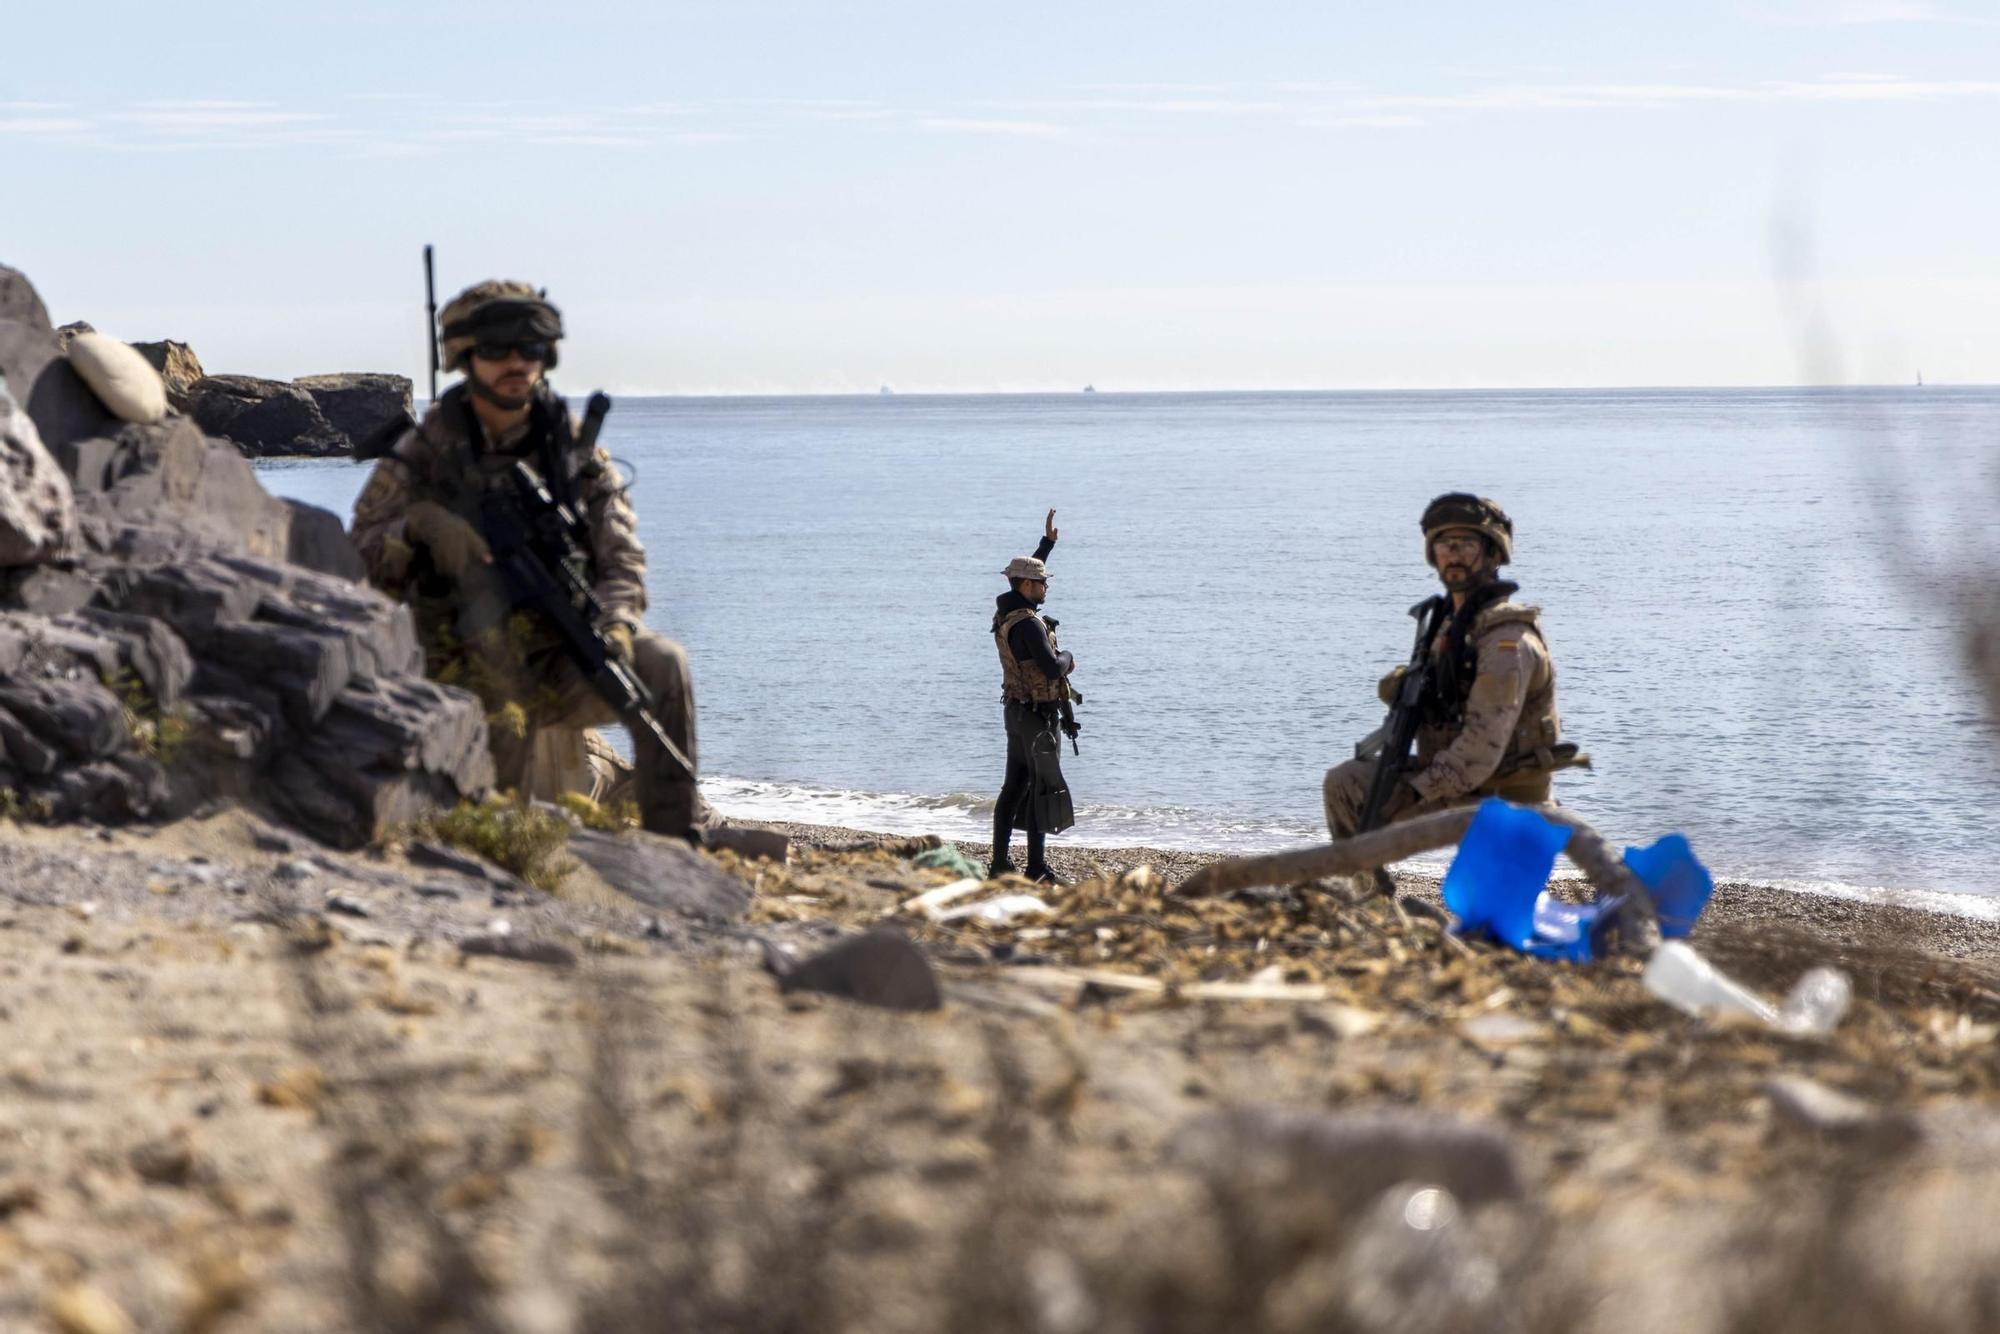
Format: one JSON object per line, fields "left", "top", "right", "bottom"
{"left": 184, "top": 374, "right": 349, "bottom": 458}
{"left": 0, "top": 381, "right": 79, "bottom": 566}
{"left": 0, "top": 266, "right": 491, "bottom": 846}
{"left": 182, "top": 370, "right": 413, "bottom": 459}
{"left": 132, "top": 339, "right": 205, "bottom": 410}
{"left": 296, "top": 373, "right": 414, "bottom": 458}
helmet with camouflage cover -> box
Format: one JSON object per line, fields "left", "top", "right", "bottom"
{"left": 1421, "top": 492, "right": 1513, "bottom": 566}
{"left": 438, "top": 280, "right": 564, "bottom": 372}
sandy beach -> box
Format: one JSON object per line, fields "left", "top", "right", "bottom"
{"left": 4, "top": 807, "right": 1999, "bottom": 1332}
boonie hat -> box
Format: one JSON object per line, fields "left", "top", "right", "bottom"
{"left": 1003, "top": 557, "right": 1051, "bottom": 581}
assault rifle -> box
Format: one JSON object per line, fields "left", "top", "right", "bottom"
{"left": 1353, "top": 594, "right": 1450, "bottom": 832}
{"left": 477, "top": 392, "right": 696, "bottom": 782}
{"left": 1044, "top": 616, "right": 1082, "bottom": 754}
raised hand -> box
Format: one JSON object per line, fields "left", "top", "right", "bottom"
{"left": 1045, "top": 508, "right": 1059, "bottom": 543}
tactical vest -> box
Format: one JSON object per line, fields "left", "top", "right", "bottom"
{"left": 994, "top": 607, "right": 1071, "bottom": 705}
{"left": 1416, "top": 600, "right": 1569, "bottom": 775}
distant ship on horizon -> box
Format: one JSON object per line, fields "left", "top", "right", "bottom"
{"left": 1082, "top": 384, "right": 1097, "bottom": 393}
{"left": 879, "top": 384, "right": 894, "bottom": 395}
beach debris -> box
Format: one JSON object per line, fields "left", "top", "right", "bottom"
{"left": 936, "top": 893, "right": 1051, "bottom": 926}
{"left": 1646, "top": 941, "right": 1853, "bottom": 1034}
{"left": 909, "top": 842, "right": 987, "bottom": 880}
{"left": 1170, "top": 1105, "right": 1524, "bottom": 1211}
{"left": 1179, "top": 801, "right": 1661, "bottom": 949}
{"left": 1779, "top": 967, "right": 1854, "bottom": 1036}
{"left": 765, "top": 927, "right": 942, "bottom": 1012}
{"left": 1646, "top": 941, "right": 1778, "bottom": 1023}
{"left": 1621, "top": 833, "right": 1716, "bottom": 937}
{"left": 1440, "top": 800, "right": 1713, "bottom": 961}
{"left": 902, "top": 877, "right": 988, "bottom": 921}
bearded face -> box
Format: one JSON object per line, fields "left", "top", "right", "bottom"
{"left": 1431, "top": 529, "right": 1494, "bottom": 591}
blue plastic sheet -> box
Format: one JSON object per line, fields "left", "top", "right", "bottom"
{"left": 1620, "top": 834, "right": 1714, "bottom": 938}
{"left": 1439, "top": 799, "right": 1718, "bottom": 962}
{"left": 1441, "top": 800, "right": 1593, "bottom": 959}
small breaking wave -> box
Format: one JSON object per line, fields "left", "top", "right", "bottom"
{"left": 702, "top": 774, "right": 1323, "bottom": 854}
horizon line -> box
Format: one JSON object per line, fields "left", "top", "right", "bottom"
{"left": 490, "top": 380, "right": 1994, "bottom": 401}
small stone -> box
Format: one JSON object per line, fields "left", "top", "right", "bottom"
{"left": 128, "top": 1134, "right": 200, "bottom": 1186}
{"left": 768, "top": 929, "right": 942, "bottom": 1012}
{"left": 413, "top": 882, "right": 461, "bottom": 900}
{"left": 257, "top": 1066, "right": 326, "bottom": 1111}
{"left": 274, "top": 859, "right": 317, "bottom": 883}
{"left": 1170, "top": 1106, "right": 1524, "bottom": 1210}
{"left": 1764, "top": 1076, "right": 1921, "bottom": 1151}
{"left": 250, "top": 826, "right": 299, "bottom": 854}
{"left": 47, "top": 1284, "right": 135, "bottom": 1334}
{"left": 323, "top": 892, "right": 370, "bottom": 918}
{"left": 459, "top": 934, "right": 576, "bottom": 967}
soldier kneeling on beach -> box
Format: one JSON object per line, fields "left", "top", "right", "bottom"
{"left": 990, "top": 509, "right": 1080, "bottom": 884}
{"left": 1323, "top": 493, "right": 1586, "bottom": 839}
{"left": 349, "top": 279, "right": 720, "bottom": 843}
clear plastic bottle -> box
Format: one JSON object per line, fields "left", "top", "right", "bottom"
{"left": 1777, "top": 967, "right": 1853, "bottom": 1036}
{"left": 1642, "top": 940, "right": 1778, "bottom": 1024}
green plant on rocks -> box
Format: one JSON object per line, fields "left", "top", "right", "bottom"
{"left": 408, "top": 794, "right": 577, "bottom": 893}
{"left": 106, "top": 670, "right": 193, "bottom": 767}
{"left": 557, "top": 792, "right": 640, "bottom": 833}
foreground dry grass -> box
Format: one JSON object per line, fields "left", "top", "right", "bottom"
{"left": 3, "top": 822, "right": 2000, "bottom": 1332}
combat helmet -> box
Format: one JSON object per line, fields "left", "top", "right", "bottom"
{"left": 438, "top": 280, "right": 564, "bottom": 371}
{"left": 1421, "top": 492, "right": 1513, "bottom": 566}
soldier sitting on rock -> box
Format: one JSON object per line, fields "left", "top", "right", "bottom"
{"left": 1322, "top": 493, "right": 1585, "bottom": 839}
{"left": 349, "top": 280, "right": 716, "bottom": 842}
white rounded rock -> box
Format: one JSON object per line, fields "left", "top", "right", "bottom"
{"left": 67, "top": 331, "right": 168, "bottom": 424}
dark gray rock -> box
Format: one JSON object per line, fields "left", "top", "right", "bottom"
{"left": 0, "top": 381, "right": 80, "bottom": 567}
{"left": 567, "top": 826, "right": 752, "bottom": 920}
{"left": 0, "top": 678, "right": 128, "bottom": 761}
{"left": 0, "top": 268, "right": 118, "bottom": 451}
{"left": 295, "top": 373, "right": 412, "bottom": 457}
{"left": 767, "top": 929, "right": 942, "bottom": 1012}
{"left": 460, "top": 934, "right": 576, "bottom": 966}
{"left": 1170, "top": 1106, "right": 1525, "bottom": 1212}
{"left": 282, "top": 500, "right": 366, "bottom": 582}
{"left": 184, "top": 374, "right": 346, "bottom": 458}
{"left": 267, "top": 675, "right": 492, "bottom": 849}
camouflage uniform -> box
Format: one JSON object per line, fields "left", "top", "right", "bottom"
{"left": 351, "top": 384, "right": 707, "bottom": 837}
{"left": 1322, "top": 597, "right": 1564, "bottom": 837}
{"left": 1323, "top": 493, "right": 1579, "bottom": 839}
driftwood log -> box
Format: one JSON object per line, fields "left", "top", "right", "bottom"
{"left": 1178, "top": 804, "right": 1660, "bottom": 949}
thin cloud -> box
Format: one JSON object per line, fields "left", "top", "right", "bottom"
{"left": 116, "top": 100, "right": 329, "bottom": 130}
{"left": 1342, "top": 75, "right": 2000, "bottom": 113}
{"left": 1299, "top": 113, "right": 1425, "bottom": 130}
{"left": 0, "top": 117, "right": 94, "bottom": 135}
{"left": 1754, "top": 1, "right": 2000, "bottom": 25}
{"left": 918, "top": 117, "right": 1068, "bottom": 137}
{"left": 998, "top": 97, "right": 1285, "bottom": 114}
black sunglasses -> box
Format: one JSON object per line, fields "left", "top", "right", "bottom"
{"left": 472, "top": 340, "right": 550, "bottom": 363}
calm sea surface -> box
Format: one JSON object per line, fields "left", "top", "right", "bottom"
{"left": 258, "top": 389, "right": 2000, "bottom": 901}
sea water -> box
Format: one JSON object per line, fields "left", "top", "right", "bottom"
{"left": 257, "top": 388, "right": 2000, "bottom": 898}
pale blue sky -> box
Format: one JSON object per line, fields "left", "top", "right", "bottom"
{"left": 5, "top": 1, "right": 1996, "bottom": 391}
